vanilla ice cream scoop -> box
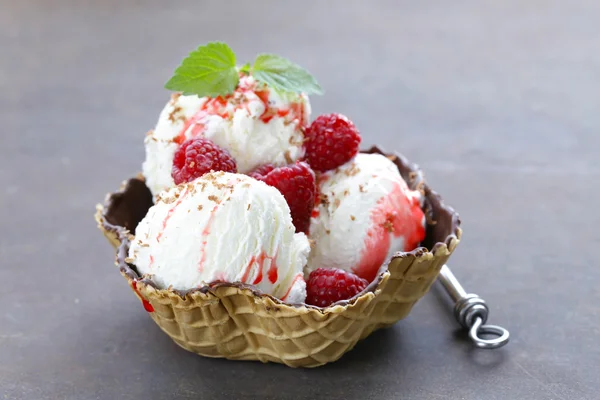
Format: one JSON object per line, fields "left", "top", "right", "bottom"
{"left": 128, "top": 172, "right": 309, "bottom": 303}
{"left": 307, "top": 153, "right": 426, "bottom": 283}
{"left": 143, "top": 75, "right": 311, "bottom": 196}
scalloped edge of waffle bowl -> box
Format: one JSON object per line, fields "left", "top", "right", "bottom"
{"left": 94, "top": 146, "right": 461, "bottom": 368}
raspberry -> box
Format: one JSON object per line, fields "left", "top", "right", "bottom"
{"left": 251, "top": 162, "right": 316, "bottom": 234}
{"left": 171, "top": 138, "right": 237, "bottom": 185}
{"left": 304, "top": 113, "right": 361, "bottom": 172}
{"left": 306, "top": 268, "right": 368, "bottom": 307}
{"left": 248, "top": 164, "right": 275, "bottom": 180}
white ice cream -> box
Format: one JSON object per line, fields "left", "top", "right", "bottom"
{"left": 129, "top": 172, "right": 309, "bottom": 303}
{"left": 143, "top": 75, "right": 311, "bottom": 196}
{"left": 307, "top": 153, "right": 426, "bottom": 283}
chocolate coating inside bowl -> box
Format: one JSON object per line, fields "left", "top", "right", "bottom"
{"left": 103, "top": 178, "right": 154, "bottom": 233}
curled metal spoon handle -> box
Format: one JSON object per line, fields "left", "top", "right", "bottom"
{"left": 438, "top": 264, "right": 510, "bottom": 349}
{"left": 469, "top": 317, "right": 510, "bottom": 349}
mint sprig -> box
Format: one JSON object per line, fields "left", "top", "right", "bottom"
{"left": 252, "top": 54, "right": 323, "bottom": 95}
{"left": 164, "top": 42, "right": 239, "bottom": 97}
{"left": 165, "top": 42, "right": 323, "bottom": 97}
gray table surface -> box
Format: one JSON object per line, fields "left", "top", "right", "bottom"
{"left": 2, "top": 1, "right": 599, "bottom": 399}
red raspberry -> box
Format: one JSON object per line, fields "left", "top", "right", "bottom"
{"left": 248, "top": 164, "right": 275, "bottom": 180}
{"left": 306, "top": 268, "right": 368, "bottom": 307}
{"left": 251, "top": 162, "right": 316, "bottom": 234}
{"left": 304, "top": 113, "right": 361, "bottom": 172}
{"left": 171, "top": 138, "right": 237, "bottom": 185}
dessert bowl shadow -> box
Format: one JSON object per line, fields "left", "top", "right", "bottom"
{"left": 94, "top": 146, "right": 461, "bottom": 368}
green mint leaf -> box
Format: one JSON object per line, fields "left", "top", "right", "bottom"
{"left": 239, "top": 63, "right": 251, "bottom": 74}
{"left": 164, "top": 42, "right": 239, "bottom": 97}
{"left": 252, "top": 54, "right": 323, "bottom": 95}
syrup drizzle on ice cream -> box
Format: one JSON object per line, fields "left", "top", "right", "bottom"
{"left": 198, "top": 205, "right": 219, "bottom": 273}
{"left": 174, "top": 76, "right": 307, "bottom": 145}
{"left": 240, "top": 250, "right": 281, "bottom": 285}
{"left": 356, "top": 182, "right": 426, "bottom": 282}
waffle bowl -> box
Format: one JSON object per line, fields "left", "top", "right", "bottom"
{"left": 95, "top": 146, "right": 461, "bottom": 368}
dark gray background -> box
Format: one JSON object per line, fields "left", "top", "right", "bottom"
{"left": 1, "top": 1, "right": 599, "bottom": 399}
